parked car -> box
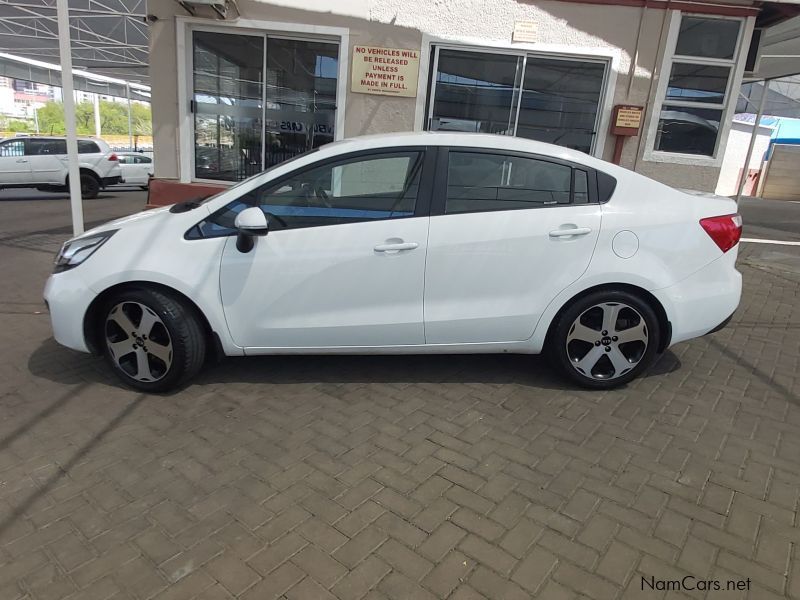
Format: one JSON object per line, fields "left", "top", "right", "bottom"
{"left": 44, "top": 132, "right": 742, "bottom": 392}
{"left": 0, "top": 136, "right": 122, "bottom": 199}
{"left": 116, "top": 152, "right": 154, "bottom": 189}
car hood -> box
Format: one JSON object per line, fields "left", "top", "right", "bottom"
{"left": 73, "top": 204, "right": 205, "bottom": 244}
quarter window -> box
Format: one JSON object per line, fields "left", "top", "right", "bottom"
{"left": 652, "top": 15, "right": 742, "bottom": 157}
{"left": 445, "top": 151, "right": 576, "bottom": 214}
{"left": 189, "top": 151, "right": 423, "bottom": 238}
{"left": 78, "top": 140, "right": 101, "bottom": 154}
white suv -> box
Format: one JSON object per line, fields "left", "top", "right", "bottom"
{"left": 0, "top": 136, "right": 123, "bottom": 199}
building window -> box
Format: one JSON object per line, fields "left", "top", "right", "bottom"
{"left": 426, "top": 47, "right": 608, "bottom": 155}
{"left": 652, "top": 15, "right": 742, "bottom": 158}
{"left": 192, "top": 30, "right": 338, "bottom": 182}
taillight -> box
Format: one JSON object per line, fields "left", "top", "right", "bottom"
{"left": 108, "top": 153, "right": 118, "bottom": 161}
{"left": 699, "top": 213, "right": 742, "bottom": 253}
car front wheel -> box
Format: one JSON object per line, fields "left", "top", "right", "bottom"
{"left": 549, "top": 290, "right": 660, "bottom": 389}
{"left": 101, "top": 288, "right": 206, "bottom": 392}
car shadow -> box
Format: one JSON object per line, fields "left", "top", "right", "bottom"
{"left": 28, "top": 337, "right": 681, "bottom": 393}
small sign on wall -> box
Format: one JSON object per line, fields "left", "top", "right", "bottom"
{"left": 611, "top": 105, "right": 644, "bottom": 136}
{"left": 351, "top": 46, "right": 420, "bottom": 97}
{"left": 512, "top": 21, "right": 537, "bottom": 43}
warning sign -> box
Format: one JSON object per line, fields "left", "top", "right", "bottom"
{"left": 351, "top": 46, "right": 420, "bottom": 98}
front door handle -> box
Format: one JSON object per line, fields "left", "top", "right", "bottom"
{"left": 374, "top": 241, "right": 419, "bottom": 252}
{"left": 549, "top": 227, "right": 592, "bottom": 238}
{"left": 16, "top": 159, "right": 27, "bottom": 163}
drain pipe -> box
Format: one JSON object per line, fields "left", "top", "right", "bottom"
{"left": 735, "top": 79, "right": 769, "bottom": 206}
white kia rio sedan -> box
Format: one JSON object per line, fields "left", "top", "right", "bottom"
{"left": 44, "top": 133, "right": 742, "bottom": 392}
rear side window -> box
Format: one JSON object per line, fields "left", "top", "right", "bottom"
{"left": 136, "top": 155, "right": 152, "bottom": 164}
{"left": 27, "top": 139, "right": 67, "bottom": 155}
{"left": 446, "top": 151, "right": 575, "bottom": 214}
{"left": 78, "top": 140, "right": 101, "bottom": 154}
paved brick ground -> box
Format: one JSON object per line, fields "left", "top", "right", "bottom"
{"left": 0, "top": 196, "right": 799, "bottom": 599}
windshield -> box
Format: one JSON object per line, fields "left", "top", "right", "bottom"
{"left": 199, "top": 148, "right": 321, "bottom": 205}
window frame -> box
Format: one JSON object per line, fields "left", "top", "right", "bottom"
{"left": 643, "top": 12, "right": 751, "bottom": 167}
{"left": 423, "top": 43, "right": 612, "bottom": 157}
{"left": 430, "top": 147, "right": 602, "bottom": 217}
{"left": 186, "top": 146, "right": 437, "bottom": 239}
{"left": 177, "top": 18, "right": 350, "bottom": 185}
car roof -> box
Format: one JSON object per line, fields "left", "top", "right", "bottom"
{"left": 315, "top": 131, "right": 613, "bottom": 172}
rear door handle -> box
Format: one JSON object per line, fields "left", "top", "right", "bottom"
{"left": 374, "top": 242, "right": 419, "bottom": 252}
{"left": 549, "top": 227, "right": 592, "bottom": 238}
{"left": 16, "top": 159, "right": 27, "bottom": 163}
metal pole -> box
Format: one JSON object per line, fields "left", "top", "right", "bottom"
{"left": 33, "top": 103, "right": 39, "bottom": 134}
{"left": 126, "top": 83, "right": 133, "bottom": 151}
{"left": 94, "top": 92, "right": 101, "bottom": 137}
{"left": 56, "top": 0, "right": 83, "bottom": 236}
{"left": 736, "top": 79, "right": 770, "bottom": 205}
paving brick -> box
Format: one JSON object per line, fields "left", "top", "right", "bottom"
{"left": 333, "top": 525, "right": 389, "bottom": 569}
{"left": 247, "top": 531, "right": 306, "bottom": 575}
{"left": 421, "top": 550, "right": 475, "bottom": 597}
{"left": 241, "top": 561, "right": 304, "bottom": 600}
{"left": 205, "top": 554, "right": 260, "bottom": 596}
{"left": 331, "top": 555, "right": 391, "bottom": 600}
{"left": 418, "top": 522, "right": 468, "bottom": 562}
{"left": 376, "top": 538, "right": 433, "bottom": 581}
{"left": 291, "top": 545, "right": 348, "bottom": 588}
{"left": 510, "top": 546, "right": 557, "bottom": 594}
{"left": 596, "top": 541, "right": 639, "bottom": 585}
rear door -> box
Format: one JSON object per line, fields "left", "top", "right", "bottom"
{"left": 0, "top": 139, "right": 31, "bottom": 183}
{"left": 423, "top": 148, "right": 602, "bottom": 344}
{"left": 26, "top": 139, "right": 67, "bottom": 184}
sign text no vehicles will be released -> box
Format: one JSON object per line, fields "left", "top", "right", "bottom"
{"left": 351, "top": 46, "right": 420, "bottom": 98}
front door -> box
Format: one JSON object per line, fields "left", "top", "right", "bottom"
{"left": 218, "top": 149, "right": 431, "bottom": 349}
{"left": 424, "top": 148, "right": 602, "bottom": 344}
{"left": 0, "top": 139, "right": 30, "bottom": 183}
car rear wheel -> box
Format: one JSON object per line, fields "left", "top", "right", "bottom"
{"left": 101, "top": 288, "right": 205, "bottom": 392}
{"left": 548, "top": 290, "right": 660, "bottom": 389}
{"left": 79, "top": 173, "right": 100, "bottom": 199}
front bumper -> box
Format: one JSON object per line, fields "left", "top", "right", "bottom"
{"left": 651, "top": 250, "right": 742, "bottom": 347}
{"left": 102, "top": 175, "right": 123, "bottom": 187}
{"left": 43, "top": 272, "right": 98, "bottom": 353}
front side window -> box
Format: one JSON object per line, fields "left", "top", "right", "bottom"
{"left": 189, "top": 151, "right": 423, "bottom": 238}
{"left": 445, "top": 151, "right": 575, "bottom": 214}
{"left": 0, "top": 140, "right": 25, "bottom": 157}
{"left": 652, "top": 15, "right": 741, "bottom": 157}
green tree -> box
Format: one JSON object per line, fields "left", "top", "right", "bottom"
{"left": 35, "top": 99, "right": 152, "bottom": 136}
{"left": 3, "top": 119, "right": 33, "bottom": 132}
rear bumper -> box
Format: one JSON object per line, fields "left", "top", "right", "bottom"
{"left": 651, "top": 250, "right": 741, "bottom": 347}
{"left": 102, "top": 175, "right": 123, "bottom": 187}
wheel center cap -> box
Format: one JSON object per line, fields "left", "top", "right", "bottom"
{"left": 601, "top": 336, "right": 612, "bottom": 345}
{"left": 135, "top": 336, "right": 144, "bottom": 345}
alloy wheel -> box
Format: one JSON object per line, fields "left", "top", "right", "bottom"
{"left": 565, "top": 302, "right": 648, "bottom": 381}
{"left": 105, "top": 301, "right": 173, "bottom": 382}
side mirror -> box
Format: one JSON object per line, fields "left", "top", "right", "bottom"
{"left": 234, "top": 207, "right": 268, "bottom": 253}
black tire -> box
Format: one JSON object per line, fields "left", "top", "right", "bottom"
{"left": 79, "top": 173, "right": 101, "bottom": 199}
{"left": 548, "top": 289, "right": 661, "bottom": 389}
{"left": 100, "top": 287, "right": 206, "bottom": 392}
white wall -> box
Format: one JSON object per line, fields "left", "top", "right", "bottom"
{"left": 715, "top": 121, "right": 772, "bottom": 196}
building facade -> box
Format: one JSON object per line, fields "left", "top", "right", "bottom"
{"left": 147, "top": 0, "right": 777, "bottom": 194}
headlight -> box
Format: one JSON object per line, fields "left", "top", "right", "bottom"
{"left": 54, "top": 230, "right": 117, "bottom": 273}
